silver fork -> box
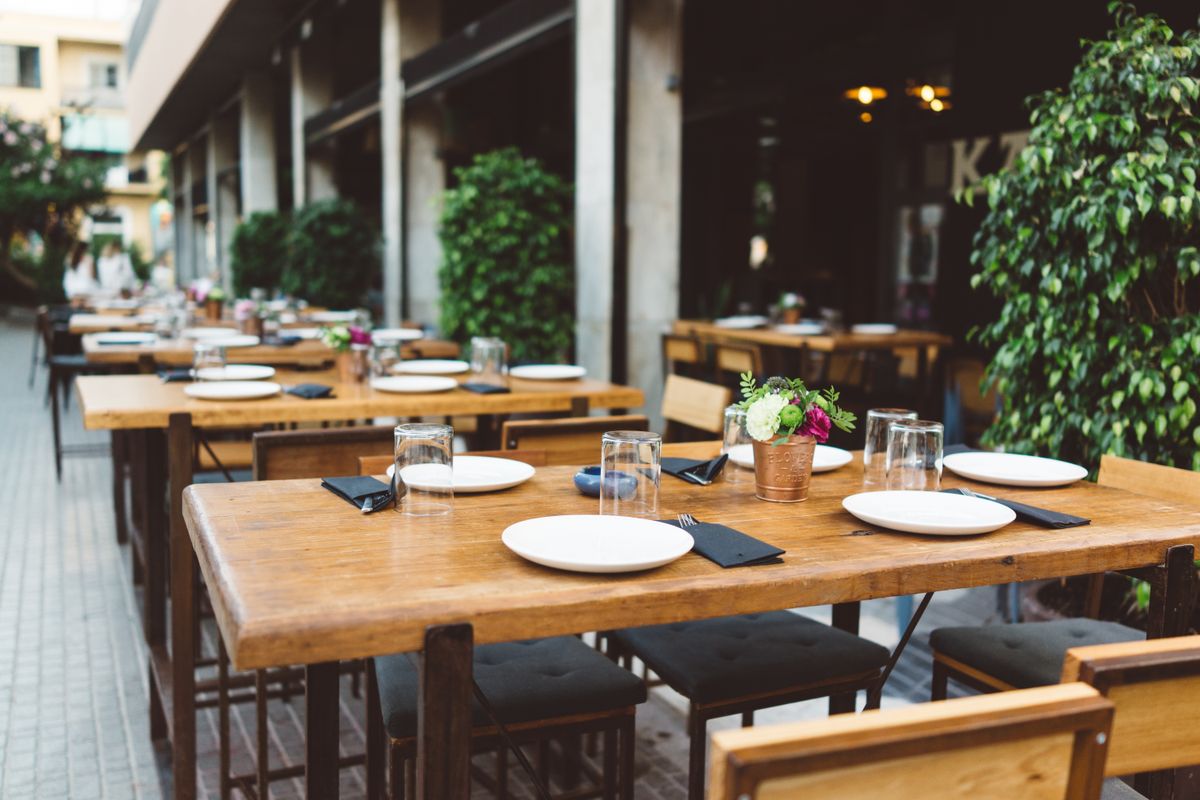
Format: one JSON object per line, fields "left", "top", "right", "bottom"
{"left": 677, "top": 513, "right": 699, "bottom": 527}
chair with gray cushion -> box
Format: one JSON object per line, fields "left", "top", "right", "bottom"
{"left": 370, "top": 636, "right": 646, "bottom": 799}
{"left": 609, "top": 610, "right": 890, "bottom": 800}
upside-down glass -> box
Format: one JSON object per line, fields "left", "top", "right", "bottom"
{"left": 885, "top": 420, "right": 944, "bottom": 491}
{"left": 192, "top": 342, "right": 226, "bottom": 379}
{"left": 863, "top": 408, "right": 919, "bottom": 488}
{"left": 470, "top": 337, "right": 507, "bottom": 386}
{"left": 600, "top": 431, "right": 661, "bottom": 517}
{"left": 722, "top": 405, "right": 753, "bottom": 483}
{"left": 393, "top": 423, "right": 454, "bottom": 516}
{"left": 370, "top": 341, "right": 402, "bottom": 377}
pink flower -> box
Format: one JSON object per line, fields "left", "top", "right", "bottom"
{"left": 797, "top": 405, "right": 832, "bottom": 443}
{"left": 348, "top": 325, "right": 372, "bottom": 346}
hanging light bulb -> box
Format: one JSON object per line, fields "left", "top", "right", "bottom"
{"left": 930, "top": 98, "right": 945, "bottom": 112}
{"left": 857, "top": 86, "right": 873, "bottom": 105}
{"left": 860, "top": 111, "right": 873, "bottom": 124}
{"left": 919, "top": 84, "right": 936, "bottom": 103}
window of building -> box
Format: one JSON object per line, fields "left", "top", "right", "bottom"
{"left": 0, "top": 45, "right": 41, "bottom": 88}
{"left": 88, "top": 60, "right": 120, "bottom": 90}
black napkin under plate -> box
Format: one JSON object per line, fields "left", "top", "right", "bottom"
{"left": 286, "top": 383, "right": 334, "bottom": 399}
{"left": 264, "top": 335, "right": 301, "bottom": 347}
{"left": 943, "top": 443, "right": 976, "bottom": 456}
{"left": 321, "top": 475, "right": 393, "bottom": 513}
{"left": 661, "top": 455, "right": 728, "bottom": 486}
{"left": 461, "top": 382, "right": 511, "bottom": 394}
{"left": 159, "top": 369, "right": 193, "bottom": 383}
{"left": 942, "top": 488, "right": 1090, "bottom": 528}
{"left": 663, "top": 518, "right": 784, "bottom": 567}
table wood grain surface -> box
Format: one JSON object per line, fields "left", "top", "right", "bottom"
{"left": 76, "top": 370, "right": 645, "bottom": 430}
{"left": 673, "top": 319, "right": 953, "bottom": 352}
{"left": 80, "top": 334, "right": 462, "bottom": 367}
{"left": 181, "top": 442, "right": 1200, "bottom": 672}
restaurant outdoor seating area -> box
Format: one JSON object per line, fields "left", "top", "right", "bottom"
{"left": 4, "top": 1, "right": 1200, "bottom": 799}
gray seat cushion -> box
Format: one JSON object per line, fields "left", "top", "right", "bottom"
{"left": 930, "top": 619, "right": 1142, "bottom": 688}
{"left": 1102, "top": 778, "right": 1146, "bottom": 800}
{"left": 612, "top": 611, "right": 890, "bottom": 705}
{"left": 373, "top": 637, "right": 646, "bottom": 740}
{"left": 193, "top": 469, "right": 253, "bottom": 483}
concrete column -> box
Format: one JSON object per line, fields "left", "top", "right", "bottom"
{"left": 196, "top": 137, "right": 216, "bottom": 280}
{"left": 212, "top": 113, "right": 240, "bottom": 293}
{"left": 574, "top": 0, "right": 619, "bottom": 382}
{"left": 380, "top": 0, "right": 404, "bottom": 327}
{"left": 173, "top": 148, "right": 193, "bottom": 285}
{"left": 240, "top": 71, "right": 278, "bottom": 214}
{"left": 625, "top": 0, "right": 683, "bottom": 427}
{"left": 289, "top": 46, "right": 307, "bottom": 207}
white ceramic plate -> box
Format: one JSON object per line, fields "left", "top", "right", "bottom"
{"left": 387, "top": 455, "right": 536, "bottom": 493}
{"left": 393, "top": 359, "right": 469, "bottom": 375}
{"left": 715, "top": 315, "right": 769, "bottom": 329}
{"left": 851, "top": 323, "right": 898, "bottom": 335}
{"left": 510, "top": 364, "right": 587, "bottom": 381}
{"left": 183, "top": 381, "right": 282, "bottom": 401}
{"left": 943, "top": 451, "right": 1089, "bottom": 488}
{"left": 726, "top": 443, "right": 852, "bottom": 473}
{"left": 287, "top": 327, "right": 322, "bottom": 339}
{"left": 182, "top": 327, "right": 239, "bottom": 339}
{"left": 502, "top": 515, "right": 694, "bottom": 573}
{"left": 194, "top": 364, "right": 276, "bottom": 381}
{"left": 774, "top": 323, "right": 825, "bottom": 335}
{"left": 306, "top": 310, "right": 358, "bottom": 323}
{"left": 205, "top": 335, "right": 260, "bottom": 348}
{"left": 372, "top": 328, "right": 424, "bottom": 343}
{"left": 370, "top": 375, "right": 458, "bottom": 394}
{"left": 93, "top": 332, "right": 157, "bottom": 346}
{"left": 842, "top": 490, "right": 1016, "bottom": 536}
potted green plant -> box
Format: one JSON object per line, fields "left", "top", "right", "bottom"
{"left": 437, "top": 148, "right": 573, "bottom": 363}
{"left": 282, "top": 199, "right": 378, "bottom": 309}
{"left": 970, "top": 3, "right": 1200, "bottom": 473}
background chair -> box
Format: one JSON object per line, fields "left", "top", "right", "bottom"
{"left": 661, "top": 374, "right": 730, "bottom": 442}
{"left": 707, "top": 682, "right": 1113, "bottom": 800}
{"left": 662, "top": 332, "right": 708, "bottom": 380}
{"left": 252, "top": 425, "right": 395, "bottom": 480}
{"left": 713, "top": 341, "right": 763, "bottom": 384}
{"left": 501, "top": 414, "right": 650, "bottom": 465}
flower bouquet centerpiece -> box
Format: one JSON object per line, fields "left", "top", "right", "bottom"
{"left": 233, "top": 299, "right": 265, "bottom": 337}
{"left": 322, "top": 325, "right": 373, "bottom": 383}
{"left": 739, "top": 373, "right": 855, "bottom": 502}
{"left": 776, "top": 291, "right": 806, "bottom": 324}
{"left": 202, "top": 286, "right": 227, "bottom": 321}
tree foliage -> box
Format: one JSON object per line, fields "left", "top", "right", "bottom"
{"left": 971, "top": 3, "right": 1200, "bottom": 471}
{"left": 437, "top": 148, "right": 574, "bottom": 363}
{"left": 282, "top": 199, "right": 378, "bottom": 309}
{"left": 230, "top": 210, "right": 290, "bottom": 296}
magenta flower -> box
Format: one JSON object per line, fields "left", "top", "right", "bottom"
{"left": 348, "top": 325, "right": 372, "bottom": 346}
{"left": 797, "top": 405, "right": 833, "bottom": 443}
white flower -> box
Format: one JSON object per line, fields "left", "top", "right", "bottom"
{"left": 3, "top": 131, "right": 17, "bottom": 146}
{"left": 745, "top": 394, "right": 788, "bottom": 442}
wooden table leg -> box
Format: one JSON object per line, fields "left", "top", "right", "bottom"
{"left": 168, "top": 413, "right": 197, "bottom": 800}
{"left": 570, "top": 397, "right": 590, "bottom": 417}
{"left": 829, "top": 602, "right": 860, "bottom": 714}
{"left": 111, "top": 430, "right": 128, "bottom": 544}
{"left": 417, "top": 624, "right": 473, "bottom": 799}
{"left": 305, "top": 662, "right": 341, "bottom": 798}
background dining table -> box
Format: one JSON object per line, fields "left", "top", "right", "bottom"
{"left": 79, "top": 333, "right": 461, "bottom": 366}
{"left": 73, "top": 367, "right": 646, "bottom": 800}
{"left": 183, "top": 442, "right": 1199, "bottom": 800}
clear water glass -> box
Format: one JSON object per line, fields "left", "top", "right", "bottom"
{"left": 885, "top": 420, "right": 944, "bottom": 491}
{"left": 863, "top": 408, "right": 919, "bottom": 488}
{"left": 722, "top": 405, "right": 752, "bottom": 483}
{"left": 470, "top": 337, "right": 508, "bottom": 386}
{"left": 393, "top": 423, "right": 454, "bottom": 516}
{"left": 192, "top": 342, "right": 226, "bottom": 379}
{"left": 600, "top": 431, "right": 661, "bottom": 518}
{"left": 370, "top": 341, "right": 402, "bottom": 377}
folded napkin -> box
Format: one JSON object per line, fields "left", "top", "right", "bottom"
{"left": 942, "top": 488, "right": 1090, "bottom": 528}
{"left": 286, "top": 383, "right": 334, "bottom": 400}
{"left": 461, "top": 382, "right": 511, "bottom": 394}
{"left": 663, "top": 518, "right": 784, "bottom": 567}
{"left": 264, "top": 335, "right": 300, "bottom": 347}
{"left": 159, "top": 369, "right": 193, "bottom": 383}
{"left": 321, "top": 475, "right": 393, "bottom": 513}
{"left": 943, "top": 443, "right": 976, "bottom": 456}
{"left": 661, "top": 455, "right": 728, "bottom": 486}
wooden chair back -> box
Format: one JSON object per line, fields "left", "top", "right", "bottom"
{"left": 358, "top": 449, "right": 548, "bottom": 475}
{"left": 1062, "top": 635, "right": 1200, "bottom": 777}
{"left": 252, "top": 426, "right": 395, "bottom": 481}
{"left": 501, "top": 416, "right": 650, "bottom": 466}
{"left": 708, "top": 683, "right": 1113, "bottom": 800}
{"left": 714, "top": 342, "right": 763, "bottom": 379}
{"left": 661, "top": 374, "right": 730, "bottom": 438}
{"left": 1097, "top": 454, "right": 1200, "bottom": 507}
{"left": 662, "top": 333, "right": 706, "bottom": 376}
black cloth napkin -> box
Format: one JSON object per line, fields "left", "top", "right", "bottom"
{"left": 321, "top": 475, "right": 393, "bottom": 513}
{"left": 159, "top": 369, "right": 193, "bottom": 383}
{"left": 286, "top": 383, "right": 334, "bottom": 399}
{"left": 461, "top": 382, "right": 511, "bottom": 394}
{"left": 943, "top": 443, "right": 976, "bottom": 456}
{"left": 942, "top": 488, "right": 1090, "bottom": 528}
{"left": 663, "top": 518, "right": 784, "bottom": 567}
{"left": 264, "top": 335, "right": 300, "bottom": 347}
{"left": 661, "top": 455, "right": 728, "bottom": 485}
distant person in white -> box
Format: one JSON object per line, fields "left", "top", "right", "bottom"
{"left": 96, "top": 241, "right": 137, "bottom": 292}
{"left": 62, "top": 242, "right": 98, "bottom": 298}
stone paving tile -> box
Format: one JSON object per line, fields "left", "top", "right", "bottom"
{"left": 0, "top": 314, "right": 998, "bottom": 799}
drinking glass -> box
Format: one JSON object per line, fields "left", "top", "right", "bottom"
{"left": 600, "top": 431, "right": 661, "bottom": 517}
{"left": 370, "top": 341, "right": 402, "bottom": 377}
{"left": 722, "top": 405, "right": 752, "bottom": 483}
{"left": 393, "top": 423, "right": 454, "bottom": 516}
{"left": 885, "top": 420, "right": 944, "bottom": 491}
{"left": 192, "top": 342, "right": 226, "bottom": 379}
{"left": 470, "top": 337, "right": 508, "bottom": 386}
{"left": 863, "top": 408, "right": 919, "bottom": 488}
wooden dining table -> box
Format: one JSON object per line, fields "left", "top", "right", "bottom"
{"left": 75, "top": 368, "right": 645, "bottom": 800}
{"left": 80, "top": 333, "right": 460, "bottom": 366}
{"left": 69, "top": 312, "right": 159, "bottom": 334}
{"left": 183, "top": 442, "right": 1199, "bottom": 799}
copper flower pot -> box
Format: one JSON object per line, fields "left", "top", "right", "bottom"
{"left": 752, "top": 434, "right": 817, "bottom": 502}
{"left": 204, "top": 299, "right": 222, "bottom": 321}
{"left": 337, "top": 346, "right": 370, "bottom": 383}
